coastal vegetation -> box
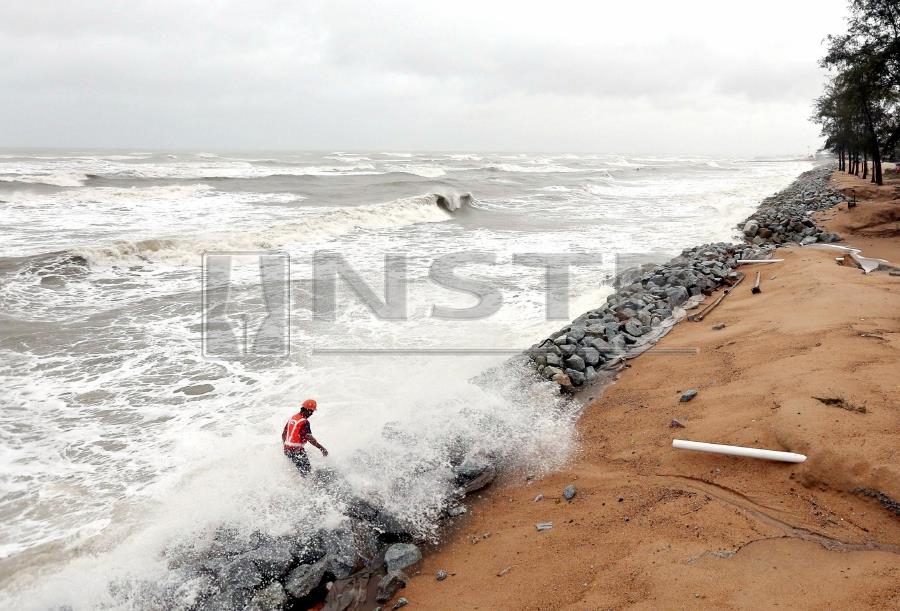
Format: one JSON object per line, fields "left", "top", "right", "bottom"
{"left": 815, "top": 0, "right": 900, "bottom": 184}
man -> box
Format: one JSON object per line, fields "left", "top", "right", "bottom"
{"left": 282, "top": 399, "right": 328, "bottom": 476}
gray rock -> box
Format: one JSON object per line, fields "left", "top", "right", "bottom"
{"left": 624, "top": 320, "right": 643, "bottom": 337}
{"left": 542, "top": 366, "right": 563, "bottom": 379}
{"left": 535, "top": 522, "right": 553, "bottom": 531}
{"left": 384, "top": 543, "right": 422, "bottom": 574}
{"left": 284, "top": 559, "right": 327, "bottom": 599}
{"left": 324, "top": 528, "right": 358, "bottom": 579}
{"left": 436, "top": 570, "right": 448, "bottom": 581}
{"left": 712, "top": 323, "right": 725, "bottom": 330}
{"left": 212, "top": 555, "right": 264, "bottom": 592}
{"left": 568, "top": 326, "right": 585, "bottom": 341}
{"left": 800, "top": 235, "right": 818, "bottom": 245}
{"left": 588, "top": 338, "right": 615, "bottom": 354}
{"left": 665, "top": 286, "right": 689, "bottom": 307}
{"left": 545, "top": 353, "right": 561, "bottom": 367}
{"left": 241, "top": 537, "right": 296, "bottom": 580}
{"left": 563, "top": 485, "right": 576, "bottom": 501}
{"left": 393, "top": 598, "right": 409, "bottom": 610}
{"left": 247, "top": 582, "right": 287, "bottom": 611}
{"left": 743, "top": 220, "right": 759, "bottom": 238}
{"left": 564, "top": 354, "right": 586, "bottom": 371}
{"left": 582, "top": 347, "right": 600, "bottom": 366}
{"left": 564, "top": 368, "right": 586, "bottom": 386}
{"left": 455, "top": 457, "right": 496, "bottom": 494}
{"left": 376, "top": 571, "right": 408, "bottom": 603}
{"left": 680, "top": 389, "right": 698, "bottom": 402}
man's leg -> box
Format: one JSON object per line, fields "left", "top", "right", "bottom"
{"left": 288, "top": 449, "right": 311, "bottom": 476}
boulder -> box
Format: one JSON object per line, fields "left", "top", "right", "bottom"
{"left": 563, "top": 485, "right": 577, "bottom": 501}
{"left": 384, "top": 544, "right": 422, "bottom": 574}
{"left": 582, "top": 347, "right": 600, "bottom": 366}
{"left": 283, "top": 559, "right": 327, "bottom": 599}
{"left": 247, "top": 582, "right": 288, "bottom": 611}
{"left": 564, "top": 354, "right": 586, "bottom": 371}
{"left": 455, "top": 457, "right": 496, "bottom": 494}
{"left": 624, "top": 320, "right": 643, "bottom": 337}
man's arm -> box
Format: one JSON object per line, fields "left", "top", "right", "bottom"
{"left": 281, "top": 423, "right": 288, "bottom": 443}
{"left": 307, "top": 433, "right": 328, "bottom": 456}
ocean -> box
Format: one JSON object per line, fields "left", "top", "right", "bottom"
{"left": 0, "top": 150, "right": 811, "bottom": 608}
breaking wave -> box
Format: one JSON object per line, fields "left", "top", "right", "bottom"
{"left": 0, "top": 172, "right": 90, "bottom": 187}
{"left": 26, "top": 191, "right": 476, "bottom": 267}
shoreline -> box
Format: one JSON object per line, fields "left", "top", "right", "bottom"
{"left": 390, "top": 167, "right": 900, "bottom": 609}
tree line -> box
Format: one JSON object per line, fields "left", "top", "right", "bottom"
{"left": 814, "top": 0, "right": 900, "bottom": 185}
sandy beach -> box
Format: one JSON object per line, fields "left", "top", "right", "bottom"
{"left": 398, "top": 171, "right": 900, "bottom": 609}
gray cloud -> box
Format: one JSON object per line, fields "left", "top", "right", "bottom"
{"left": 0, "top": 0, "right": 847, "bottom": 153}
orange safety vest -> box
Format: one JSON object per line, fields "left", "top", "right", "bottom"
{"left": 283, "top": 413, "right": 310, "bottom": 449}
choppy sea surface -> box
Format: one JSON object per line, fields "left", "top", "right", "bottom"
{"left": 0, "top": 150, "right": 811, "bottom": 608}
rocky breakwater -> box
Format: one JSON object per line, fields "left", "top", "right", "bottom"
{"left": 740, "top": 165, "right": 844, "bottom": 247}
{"left": 153, "top": 452, "right": 497, "bottom": 610}
{"left": 525, "top": 164, "right": 844, "bottom": 391}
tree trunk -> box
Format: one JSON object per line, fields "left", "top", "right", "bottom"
{"left": 863, "top": 151, "right": 868, "bottom": 179}
{"left": 862, "top": 99, "right": 884, "bottom": 186}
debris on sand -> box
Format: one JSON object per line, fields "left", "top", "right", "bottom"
{"left": 813, "top": 396, "right": 866, "bottom": 413}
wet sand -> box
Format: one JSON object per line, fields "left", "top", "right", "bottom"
{"left": 399, "top": 171, "right": 900, "bottom": 609}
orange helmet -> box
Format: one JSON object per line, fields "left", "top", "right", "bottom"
{"left": 301, "top": 399, "right": 317, "bottom": 412}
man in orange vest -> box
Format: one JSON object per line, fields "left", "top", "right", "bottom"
{"left": 282, "top": 399, "right": 328, "bottom": 475}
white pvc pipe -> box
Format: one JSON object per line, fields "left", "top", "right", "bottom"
{"left": 736, "top": 259, "right": 784, "bottom": 265}
{"left": 672, "top": 439, "right": 807, "bottom": 463}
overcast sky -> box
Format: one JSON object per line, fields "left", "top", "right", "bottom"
{"left": 1, "top": 0, "right": 849, "bottom": 154}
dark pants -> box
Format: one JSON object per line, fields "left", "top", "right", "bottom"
{"left": 284, "top": 447, "right": 311, "bottom": 475}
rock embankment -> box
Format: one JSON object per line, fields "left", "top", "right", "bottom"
{"left": 525, "top": 164, "right": 844, "bottom": 390}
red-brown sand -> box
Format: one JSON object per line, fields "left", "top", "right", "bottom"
{"left": 395, "top": 171, "right": 900, "bottom": 609}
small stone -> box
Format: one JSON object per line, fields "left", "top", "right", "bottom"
{"left": 533, "top": 494, "right": 544, "bottom": 502}
{"left": 392, "top": 598, "right": 409, "bottom": 610}
{"left": 712, "top": 323, "right": 725, "bottom": 330}
{"left": 680, "top": 389, "right": 698, "bottom": 402}
{"left": 670, "top": 419, "right": 686, "bottom": 429}
{"left": 376, "top": 572, "right": 408, "bottom": 604}
{"left": 535, "top": 522, "right": 553, "bottom": 531}
{"left": 447, "top": 505, "right": 466, "bottom": 517}
{"left": 436, "top": 570, "right": 448, "bottom": 581}
{"left": 497, "top": 566, "right": 512, "bottom": 577}
{"left": 563, "top": 485, "right": 577, "bottom": 501}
